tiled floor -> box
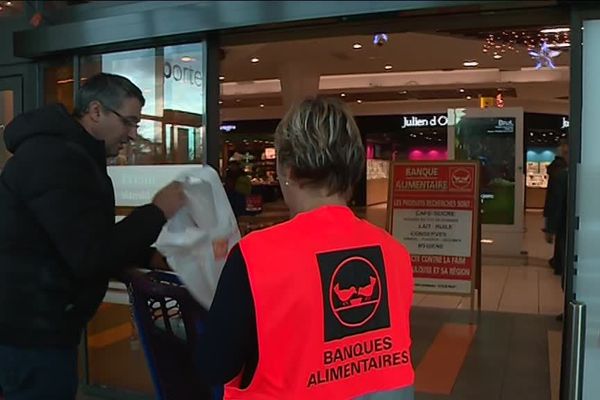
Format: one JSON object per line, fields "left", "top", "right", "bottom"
{"left": 411, "top": 264, "right": 563, "bottom": 316}
{"left": 411, "top": 308, "right": 561, "bottom": 400}
{"left": 365, "top": 204, "right": 563, "bottom": 316}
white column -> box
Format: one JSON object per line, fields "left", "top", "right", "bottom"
{"left": 279, "top": 62, "right": 320, "bottom": 112}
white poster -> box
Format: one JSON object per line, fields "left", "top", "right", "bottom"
{"left": 392, "top": 209, "right": 473, "bottom": 257}
{"left": 109, "top": 165, "right": 203, "bottom": 206}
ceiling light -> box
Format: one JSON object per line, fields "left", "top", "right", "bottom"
{"left": 218, "top": 100, "right": 223, "bottom": 105}
{"left": 356, "top": 99, "right": 363, "bottom": 104}
{"left": 493, "top": 54, "right": 503, "bottom": 60}
{"left": 463, "top": 60, "right": 479, "bottom": 67}
{"left": 251, "top": 57, "right": 260, "bottom": 63}
{"left": 466, "top": 95, "right": 472, "bottom": 100}
{"left": 219, "top": 76, "right": 225, "bottom": 81}
{"left": 459, "top": 88, "right": 465, "bottom": 93}
{"left": 340, "top": 93, "right": 346, "bottom": 97}
{"left": 548, "top": 42, "right": 571, "bottom": 48}
{"left": 352, "top": 43, "right": 363, "bottom": 49}
{"left": 181, "top": 56, "right": 194, "bottom": 62}
{"left": 384, "top": 64, "right": 393, "bottom": 70}
{"left": 541, "top": 27, "right": 570, "bottom": 34}
{"left": 260, "top": 104, "right": 265, "bottom": 108}
{"left": 235, "top": 99, "right": 241, "bottom": 103}
{"left": 399, "top": 90, "right": 408, "bottom": 95}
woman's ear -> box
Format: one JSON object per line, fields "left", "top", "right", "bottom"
{"left": 277, "top": 162, "right": 292, "bottom": 182}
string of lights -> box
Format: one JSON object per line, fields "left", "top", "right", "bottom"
{"left": 482, "top": 28, "right": 570, "bottom": 60}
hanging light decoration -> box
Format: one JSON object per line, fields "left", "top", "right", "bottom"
{"left": 481, "top": 28, "right": 570, "bottom": 59}
{"left": 529, "top": 41, "right": 561, "bottom": 70}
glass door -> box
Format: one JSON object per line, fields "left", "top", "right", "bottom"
{"left": 563, "top": 6, "right": 600, "bottom": 400}
{"left": 0, "top": 76, "right": 22, "bottom": 170}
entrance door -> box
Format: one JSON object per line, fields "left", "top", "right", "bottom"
{"left": 0, "top": 76, "right": 23, "bottom": 170}
{"left": 563, "top": 6, "right": 600, "bottom": 400}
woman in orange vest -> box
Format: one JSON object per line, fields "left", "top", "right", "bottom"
{"left": 198, "top": 98, "right": 415, "bottom": 399}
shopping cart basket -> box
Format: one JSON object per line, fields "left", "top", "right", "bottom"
{"left": 127, "top": 270, "right": 223, "bottom": 400}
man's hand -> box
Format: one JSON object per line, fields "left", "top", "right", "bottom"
{"left": 153, "top": 181, "right": 185, "bottom": 219}
{"left": 545, "top": 232, "right": 554, "bottom": 244}
{"left": 149, "top": 249, "right": 171, "bottom": 271}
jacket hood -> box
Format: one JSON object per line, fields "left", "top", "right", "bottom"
{"left": 4, "top": 104, "right": 93, "bottom": 153}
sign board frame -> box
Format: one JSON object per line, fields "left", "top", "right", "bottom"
{"left": 386, "top": 160, "right": 481, "bottom": 310}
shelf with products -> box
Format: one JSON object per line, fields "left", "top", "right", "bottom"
{"left": 367, "top": 159, "right": 390, "bottom": 180}
{"left": 526, "top": 161, "right": 550, "bottom": 188}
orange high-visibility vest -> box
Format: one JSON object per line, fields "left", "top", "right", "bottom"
{"left": 224, "top": 206, "right": 414, "bottom": 400}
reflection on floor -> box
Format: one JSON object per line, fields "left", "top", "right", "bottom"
{"left": 413, "top": 264, "right": 563, "bottom": 316}
{"left": 77, "top": 204, "right": 563, "bottom": 399}
{"left": 365, "top": 204, "right": 563, "bottom": 316}
{"left": 78, "top": 307, "right": 562, "bottom": 400}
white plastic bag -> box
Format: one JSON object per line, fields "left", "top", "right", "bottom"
{"left": 155, "top": 166, "right": 241, "bottom": 309}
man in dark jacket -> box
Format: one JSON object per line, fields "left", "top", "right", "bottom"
{"left": 544, "top": 140, "right": 569, "bottom": 276}
{"left": 0, "top": 73, "right": 185, "bottom": 399}
{"left": 544, "top": 140, "right": 568, "bottom": 321}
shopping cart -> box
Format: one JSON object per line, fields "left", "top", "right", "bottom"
{"left": 126, "top": 270, "right": 223, "bottom": 400}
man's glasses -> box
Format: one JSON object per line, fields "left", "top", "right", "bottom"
{"left": 102, "top": 104, "right": 140, "bottom": 129}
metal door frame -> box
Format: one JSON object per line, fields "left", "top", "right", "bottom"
{"left": 561, "top": 4, "right": 600, "bottom": 400}
{"left": 0, "top": 74, "right": 24, "bottom": 118}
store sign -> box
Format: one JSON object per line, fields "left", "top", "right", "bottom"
{"left": 401, "top": 115, "right": 448, "bottom": 129}
{"left": 163, "top": 62, "right": 203, "bottom": 88}
{"left": 387, "top": 161, "right": 480, "bottom": 294}
{"left": 486, "top": 118, "right": 515, "bottom": 134}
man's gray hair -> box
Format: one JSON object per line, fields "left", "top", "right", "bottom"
{"left": 73, "top": 73, "right": 145, "bottom": 118}
{"left": 275, "top": 97, "right": 365, "bottom": 195}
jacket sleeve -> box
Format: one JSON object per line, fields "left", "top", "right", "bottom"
{"left": 545, "top": 169, "right": 568, "bottom": 234}
{"left": 13, "top": 142, "right": 166, "bottom": 280}
{"left": 197, "top": 243, "right": 258, "bottom": 385}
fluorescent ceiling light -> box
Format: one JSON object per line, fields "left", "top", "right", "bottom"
{"left": 540, "top": 27, "right": 570, "bottom": 34}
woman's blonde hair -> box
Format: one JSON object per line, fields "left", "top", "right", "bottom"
{"left": 275, "top": 97, "right": 365, "bottom": 195}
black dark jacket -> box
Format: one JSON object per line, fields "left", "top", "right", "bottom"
{"left": 0, "top": 104, "right": 166, "bottom": 347}
{"left": 545, "top": 167, "right": 568, "bottom": 235}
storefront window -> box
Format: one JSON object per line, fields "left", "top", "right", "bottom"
{"left": 80, "top": 43, "right": 205, "bottom": 166}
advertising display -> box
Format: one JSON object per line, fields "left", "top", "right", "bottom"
{"left": 109, "top": 165, "right": 203, "bottom": 207}
{"left": 387, "top": 161, "right": 480, "bottom": 295}
{"left": 454, "top": 117, "right": 516, "bottom": 225}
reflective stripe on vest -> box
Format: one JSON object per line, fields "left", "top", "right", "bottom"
{"left": 224, "top": 206, "right": 415, "bottom": 400}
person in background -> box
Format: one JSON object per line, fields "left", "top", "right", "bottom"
{"left": 0, "top": 73, "right": 185, "bottom": 399}
{"left": 544, "top": 139, "right": 569, "bottom": 321}
{"left": 225, "top": 160, "right": 255, "bottom": 217}
{"left": 544, "top": 139, "right": 569, "bottom": 276}
{"left": 198, "top": 98, "right": 415, "bottom": 399}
